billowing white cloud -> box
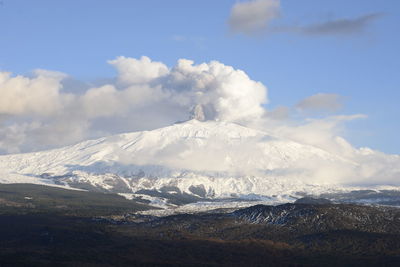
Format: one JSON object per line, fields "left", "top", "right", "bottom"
{"left": 0, "top": 56, "right": 398, "bottom": 188}
{"left": 0, "top": 70, "right": 68, "bottom": 116}
{"left": 0, "top": 57, "right": 268, "bottom": 153}
{"left": 268, "top": 114, "right": 367, "bottom": 155}
{"left": 109, "top": 56, "right": 169, "bottom": 85}
{"left": 80, "top": 85, "right": 124, "bottom": 118}
{"left": 98, "top": 57, "right": 268, "bottom": 123}
{"left": 248, "top": 113, "right": 400, "bottom": 186}
{"left": 165, "top": 59, "right": 268, "bottom": 122}
{"left": 228, "top": 0, "right": 280, "bottom": 35}
{"left": 0, "top": 122, "right": 37, "bottom": 154}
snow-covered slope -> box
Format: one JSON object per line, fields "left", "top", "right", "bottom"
{"left": 0, "top": 119, "right": 390, "bottom": 204}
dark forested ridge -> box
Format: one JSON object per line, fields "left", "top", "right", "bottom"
{"left": 1, "top": 184, "right": 400, "bottom": 266}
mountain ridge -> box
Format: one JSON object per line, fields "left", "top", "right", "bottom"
{"left": 0, "top": 119, "right": 397, "bottom": 207}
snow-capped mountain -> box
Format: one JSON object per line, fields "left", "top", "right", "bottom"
{"left": 0, "top": 119, "right": 397, "bottom": 207}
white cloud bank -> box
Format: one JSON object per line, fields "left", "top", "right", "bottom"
{"left": 0, "top": 56, "right": 267, "bottom": 153}
{"left": 0, "top": 56, "right": 398, "bottom": 187}
{"left": 109, "top": 56, "right": 268, "bottom": 122}
{"left": 0, "top": 70, "right": 69, "bottom": 116}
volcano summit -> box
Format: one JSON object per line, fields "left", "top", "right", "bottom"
{"left": 1, "top": 117, "right": 399, "bottom": 211}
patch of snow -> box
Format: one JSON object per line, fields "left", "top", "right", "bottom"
{"left": 0, "top": 120, "right": 399, "bottom": 210}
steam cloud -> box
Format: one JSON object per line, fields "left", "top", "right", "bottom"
{"left": 0, "top": 56, "right": 399, "bottom": 187}
{"left": 0, "top": 56, "right": 267, "bottom": 153}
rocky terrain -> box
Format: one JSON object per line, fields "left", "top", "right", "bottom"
{"left": 1, "top": 184, "right": 400, "bottom": 266}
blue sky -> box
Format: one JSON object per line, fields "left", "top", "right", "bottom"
{"left": 0, "top": 0, "right": 399, "bottom": 153}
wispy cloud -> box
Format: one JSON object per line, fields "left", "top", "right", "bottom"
{"left": 291, "top": 13, "right": 384, "bottom": 36}
{"left": 227, "top": 0, "right": 383, "bottom": 38}
{"left": 228, "top": 0, "right": 280, "bottom": 36}
{"left": 171, "top": 35, "right": 187, "bottom": 42}
{"left": 296, "top": 93, "right": 343, "bottom": 112}
{"left": 171, "top": 35, "right": 206, "bottom": 49}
